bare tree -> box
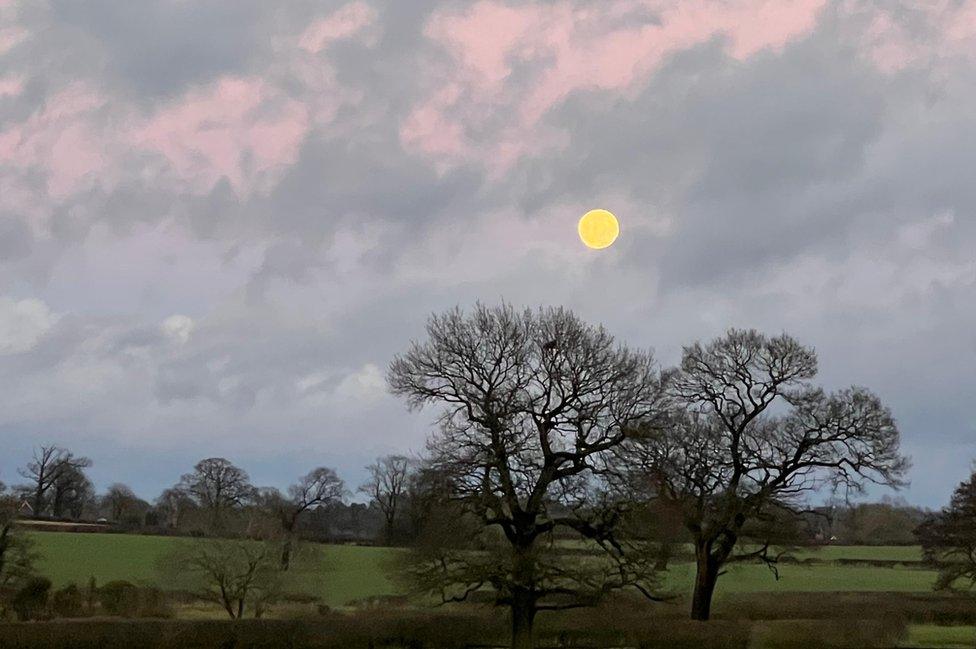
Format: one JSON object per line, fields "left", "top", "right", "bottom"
{"left": 157, "top": 538, "right": 281, "bottom": 619}
{"left": 178, "top": 458, "right": 255, "bottom": 531}
{"left": 629, "top": 329, "right": 908, "bottom": 620}
{"left": 360, "top": 455, "right": 410, "bottom": 543}
{"left": 389, "top": 304, "right": 669, "bottom": 649}
{"left": 266, "top": 467, "right": 345, "bottom": 569}
{"left": 50, "top": 463, "right": 94, "bottom": 519}
{"left": 917, "top": 467, "right": 976, "bottom": 590}
{"left": 155, "top": 487, "right": 195, "bottom": 530}
{"left": 102, "top": 483, "right": 139, "bottom": 522}
{"left": 18, "top": 445, "right": 91, "bottom": 517}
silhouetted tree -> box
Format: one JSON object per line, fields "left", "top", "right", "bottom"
{"left": 389, "top": 304, "right": 669, "bottom": 649}
{"left": 264, "top": 467, "right": 345, "bottom": 569}
{"left": 50, "top": 463, "right": 94, "bottom": 519}
{"left": 177, "top": 458, "right": 255, "bottom": 531}
{"left": 360, "top": 455, "right": 410, "bottom": 543}
{"left": 102, "top": 483, "right": 140, "bottom": 523}
{"left": 18, "top": 445, "right": 91, "bottom": 516}
{"left": 155, "top": 487, "right": 196, "bottom": 530}
{"left": 628, "top": 330, "right": 908, "bottom": 620}
{"left": 917, "top": 468, "right": 976, "bottom": 590}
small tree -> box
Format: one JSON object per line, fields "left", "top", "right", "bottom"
{"left": 389, "top": 304, "right": 669, "bottom": 649}
{"left": 629, "top": 329, "right": 908, "bottom": 620}
{"left": 157, "top": 538, "right": 281, "bottom": 619}
{"left": 360, "top": 455, "right": 410, "bottom": 543}
{"left": 265, "top": 467, "right": 345, "bottom": 569}
{"left": 917, "top": 468, "right": 976, "bottom": 590}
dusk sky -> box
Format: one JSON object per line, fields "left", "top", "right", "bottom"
{"left": 1, "top": 0, "right": 974, "bottom": 507}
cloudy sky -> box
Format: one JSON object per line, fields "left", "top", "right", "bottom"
{"left": 0, "top": 0, "right": 974, "bottom": 507}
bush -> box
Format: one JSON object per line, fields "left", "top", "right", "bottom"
{"left": 11, "top": 576, "right": 51, "bottom": 621}
{"left": 96, "top": 581, "right": 172, "bottom": 618}
{"left": 97, "top": 581, "right": 140, "bottom": 616}
{"left": 51, "top": 583, "right": 84, "bottom": 618}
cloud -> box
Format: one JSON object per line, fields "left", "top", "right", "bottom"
{"left": 0, "top": 297, "right": 56, "bottom": 354}
{"left": 1, "top": 0, "right": 976, "bottom": 507}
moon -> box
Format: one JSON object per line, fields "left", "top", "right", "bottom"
{"left": 578, "top": 209, "right": 619, "bottom": 249}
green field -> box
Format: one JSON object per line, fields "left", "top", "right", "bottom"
{"left": 665, "top": 562, "right": 938, "bottom": 594}
{"left": 28, "top": 532, "right": 399, "bottom": 607}
{"left": 28, "top": 532, "right": 940, "bottom": 607}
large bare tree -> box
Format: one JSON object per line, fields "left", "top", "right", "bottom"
{"left": 18, "top": 445, "right": 92, "bottom": 517}
{"left": 389, "top": 304, "right": 669, "bottom": 649}
{"left": 177, "top": 458, "right": 255, "bottom": 531}
{"left": 629, "top": 329, "right": 908, "bottom": 620}
{"left": 102, "top": 483, "right": 140, "bottom": 523}
{"left": 360, "top": 455, "right": 410, "bottom": 543}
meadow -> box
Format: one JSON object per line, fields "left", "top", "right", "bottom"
{"left": 19, "top": 531, "right": 976, "bottom": 648}
{"left": 29, "top": 532, "right": 941, "bottom": 606}
{"left": 28, "top": 532, "right": 398, "bottom": 607}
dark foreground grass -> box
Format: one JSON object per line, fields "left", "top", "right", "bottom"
{"left": 0, "top": 611, "right": 909, "bottom": 649}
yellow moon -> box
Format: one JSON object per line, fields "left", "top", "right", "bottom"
{"left": 578, "top": 209, "right": 619, "bottom": 249}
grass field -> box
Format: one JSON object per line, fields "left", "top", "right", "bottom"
{"left": 28, "top": 532, "right": 941, "bottom": 607}
{"left": 28, "top": 532, "right": 399, "bottom": 607}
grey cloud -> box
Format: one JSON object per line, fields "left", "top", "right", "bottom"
{"left": 47, "top": 1, "right": 280, "bottom": 98}
{"left": 0, "top": 214, "right": 32, "bottom": 261}
{"left": 1, "top": 1, "right": 975, "bottom": 507}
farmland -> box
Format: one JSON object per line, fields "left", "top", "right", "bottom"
{"left": 28, "top": 531, "right": 943, "bottom": 605}
{"left": 14, "top": 531, "right": 976, "bottom": 648}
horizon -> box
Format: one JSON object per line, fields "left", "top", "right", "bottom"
{"left": 2, "top": 1, "right": 976, "bottom": 510}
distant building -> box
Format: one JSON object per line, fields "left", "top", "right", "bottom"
{"left": 18, "top": 500, "right": 34, "bottom": 516}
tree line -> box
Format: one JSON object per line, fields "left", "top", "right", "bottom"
{"left": 4, "top": 303, "right": 976, "bottom": 649}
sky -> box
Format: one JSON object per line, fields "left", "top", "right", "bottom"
{"left": 0, "top": 0, "right": 975, "bottom": 507}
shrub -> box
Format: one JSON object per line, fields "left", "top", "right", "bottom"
{"left": 97, "top": 581, "right": 140, "bottom": 616}
{"left": 11, "top": 576, "right": 51, "bottom": 621}
{"left": 96, "top": 581, "right": 172, "bottom": 618}
{"left": 51, "top": 583, "right": 84, "bottom": 618}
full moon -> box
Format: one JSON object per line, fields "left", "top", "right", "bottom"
{"left": 578, "top": 209, "right": 619, "bottom": 249}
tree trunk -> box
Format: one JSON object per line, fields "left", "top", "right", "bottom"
{"left": 33, "top": 486, "right": 44, "bottom": 516}
{"left": 690, "top": 544, "right": 720, "bottom": 621}
{"left": 510, "top": 593, "right": 537, "bottom": 649}
{"left": 280, "top": 538, "right": 293, "bottom": 571}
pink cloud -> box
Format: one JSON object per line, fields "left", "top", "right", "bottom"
{"left": 0, "top": 83, "right": 112, "bottom": 200}
{"left": 299, "top": 1, "right": 377, "bottom": 53}
{"left": 133, "top": 77, "right": 310, "bottom": 195}
{"left": 0, "top": 25, "right": 27, "bottom": 55}
{"left": 850, "top": 1, "right": 976, "bottom": 74}
{"left": 0, "top": 74, "right": 313, "bottom": 216}
{"left": 0, "top": 75, "right": 23, "bottom": 97}
{"left": 403, "top": 0, "right": 826, "bottom": 172}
